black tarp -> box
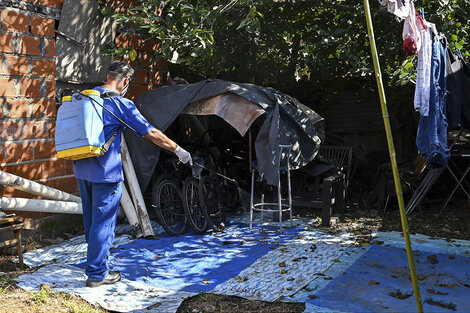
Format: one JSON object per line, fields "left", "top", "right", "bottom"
{"left": 125, "top": 79, "right": 323, "bottom": 191}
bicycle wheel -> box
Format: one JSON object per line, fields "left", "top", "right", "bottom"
{"left": 182, "top": 177, "right": 208, "bottom": 234}
{"left": 198, "top": 175, "right": 226, "bottom": 231}
{"left": 153, "top": 178, "right": 187, "bottom": 236}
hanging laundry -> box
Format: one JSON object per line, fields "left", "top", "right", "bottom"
{"left": 383, "top": 0, "right": 411, "bottom": 20}
{"left": 446, "top": 49, "right": 470, "bottom": 130}
{"left": 402, "top": 2, "right": 421, "bottom": 56}
{"left": 413, "top": 21, "right": 433, "bottom": 116}
{"left": 416, "top": 36, "right": 450, "bottom": 168}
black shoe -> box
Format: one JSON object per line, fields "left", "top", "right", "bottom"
{"left": 86, "top": 271, "right": 121, "bottom": 287}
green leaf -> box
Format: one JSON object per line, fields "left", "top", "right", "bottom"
{"left": 129, "top": 48, "right": 138, "bottom": 61}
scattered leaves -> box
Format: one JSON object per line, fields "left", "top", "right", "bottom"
{"left": 323, "top": 277, "right": 333, "bottom": 280}
{"left": 39, "top": 284, "right": 51, "bottom": 291}
{"left": 427, "top": 289, "right": 448, "bottom": 295}
{"left": 333, "top": 258, "right": 341, "bottom": 263}
{"left": 427, "top": 255, "right": 440, "bottom": 264}
{"left": 368, "top": 280, "right": 380, "bottom": 285}
{"left": 424, "top": 298, "right": 457, "bottom": 311}
{"left": 388, "top": 290, "right": 412, "bottom": 299}
{"left": 308, "top": 295, "right": 318, "bottom": 299}
{"left": 202, "top": 279, "right": 211, "bottom": 284}
{"left": 278, "top": 262, "right": 286, "bottom": 267}
{"left": 146, "top": 302, "right": 162, "bottom": 309}
{"left": 281, "top": 269, "right": 287, "bottom": 274}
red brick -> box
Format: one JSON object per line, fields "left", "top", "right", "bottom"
{"left": 32, "top": 59, "right": 55, "bottom": 77}
{"left": 115, "top": 33, "right": 142, "bottom": 48}
{"left": 33, "top": 99, "right": 56, "bottom": 117}
{"left": 23, "top": 120, "right": 48, "bottom": 139}
{"left": 149, "top": 70, "right": 164, "bottom": 86}
{"left": 54, "top": 176, "right": 78, "bottom": 194}
{"left": 41, "top": 159, "right": 66, "bottom": 178}
{"left": 0, "top": 165, "right": 17, "bottom": 176}
{"left": 128, "top": 84, "right": 151, "bottom": 100}
{"left": 110, "top": 6, "right": 128, "bottom": 14}
{"left": 1, "top": 10, "right": 29, "bottom": 33}
{"left": 64, "top": 159, "right": 74, "bottom": 175}
{"left": 141, "top": 39, "right": 160, "bottom": 52}
{"left": 0, "top": 32, "right": 15, "bottom": 53}
{"left": 34, "top": 140, "right": 56, "bottom": 159}
{"left": 44, "top": 38, "right": 55, "bottom": 57}
{"left": 0, "top": 77, "right": 17, "bottom": 97}
{"left": 30, "top": 16, "right": 55, "bottom": 37}
{"left": 111, "top": 0, "right": 138, "bottom": 7}
{"left": 139, "top": 52, "right": 154, "bottom": 68}
{"left": 19, "top": 78, "right": 41, "bottom": 97}
{"left": 1, "top": 142, "right": 34, "bottom": 162}
{"left": 155, "top": 58, "right": 168, "bottom": 71}
{"left": 1, "top": 186, "right": 34, "bottom": 198}
{"left": 45, "top": 79, "right": 56, "bottom": 98}
{"left": 134, "top": 69, "right": 148, "bottom": 84}
{"left": 23, "top": 0, "right": 64, "bottom": 8}
{"left": 1, "top": 55, "right": 31, "bottom": 76}
{"left": 20, "top": 35, "right": 41, "bottom": 56}
{"left": 15, "top": 161, "right": 43, "bottom": 180}
{"left": 48, "top": 120, "right": 55, "bottom": 137}
{"left": 7, "top": 98, "right": 30, "bottom": 118}
{"left": 0, "top": 121, "right": 21, "bottom": 141}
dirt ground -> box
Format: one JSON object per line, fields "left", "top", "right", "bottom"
{"left": 1, "top": 199, "right": 469, "bottom": 313}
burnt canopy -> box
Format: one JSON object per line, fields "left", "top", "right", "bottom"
{"left": 125, "top": 79, "right": 323, "bottom": 190}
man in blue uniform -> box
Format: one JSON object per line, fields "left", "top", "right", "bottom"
{"left": 74, "top": 61, "right": 192, "bottom": 287}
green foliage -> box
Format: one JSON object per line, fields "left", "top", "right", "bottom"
{"left": 106, "top": 0, "right": 470, "bottom": 89}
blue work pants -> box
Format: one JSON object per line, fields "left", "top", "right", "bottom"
{"left": 77, "top": 179, "right": 122, "bottom": 281}
{"left": 416, "top": 36, "right": 450, "bottom": 168}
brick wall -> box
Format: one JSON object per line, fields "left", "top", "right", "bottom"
{"left": 0, "top": 0, "right": 168, "bottom": 218}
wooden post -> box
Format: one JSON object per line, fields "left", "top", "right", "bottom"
{"left": 121, "top": 134, "right": 154, "bottom": 237}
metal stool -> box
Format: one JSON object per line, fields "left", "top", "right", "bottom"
{"left": 249, "top": 144, "right": 293, "bottom": 230}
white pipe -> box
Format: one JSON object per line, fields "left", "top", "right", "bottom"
{"left": 120, "top": 183, "right": 143, "bottom": 238}
{"left": 0, "top": 170, "right": 81, "bottom": 203}
{"left": 121, "top": 135, "right": 154, "bottom": 237}
{"left": 1, "top": 197, "right": 82, "bottom": 214}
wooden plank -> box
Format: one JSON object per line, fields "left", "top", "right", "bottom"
{"left": 0, "top": 238, "right": 18, "bottom": 248}
{"left": 0, "top": 217, "right": 20, "bottom": 226}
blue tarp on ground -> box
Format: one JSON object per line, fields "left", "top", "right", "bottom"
{"left": 75, "top": 224, "right": 303, "bottom": 293}
{"left": 308, "top": 244, "right": 470, "bottom": 313}
{"left": 14, "top": 216, "right": 470, "bottom": 313}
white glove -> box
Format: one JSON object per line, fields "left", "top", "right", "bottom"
{"left": 175, "top": 146, "right": 193, "bottom": 166}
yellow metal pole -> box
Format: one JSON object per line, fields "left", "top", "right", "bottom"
{"left": 362, "top": 1, "right": 423, "bottom": 312}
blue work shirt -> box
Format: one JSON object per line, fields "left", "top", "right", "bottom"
{"left": 73, "top": 87, "right": 154, "bottom": 183}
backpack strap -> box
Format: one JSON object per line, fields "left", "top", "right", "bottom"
{"left": 101, "top": 91, "right": 120, "bottom": 98}
{"left": 98, "top": 91, "right": 120, "bottom": 155}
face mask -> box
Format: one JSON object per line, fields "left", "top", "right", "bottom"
{"left": 121, "top": 82, "right": 129, "bottom": 96}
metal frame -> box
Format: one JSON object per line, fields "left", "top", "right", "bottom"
{"left": 249, "top": 144, "right": 293, "bottom": 230}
